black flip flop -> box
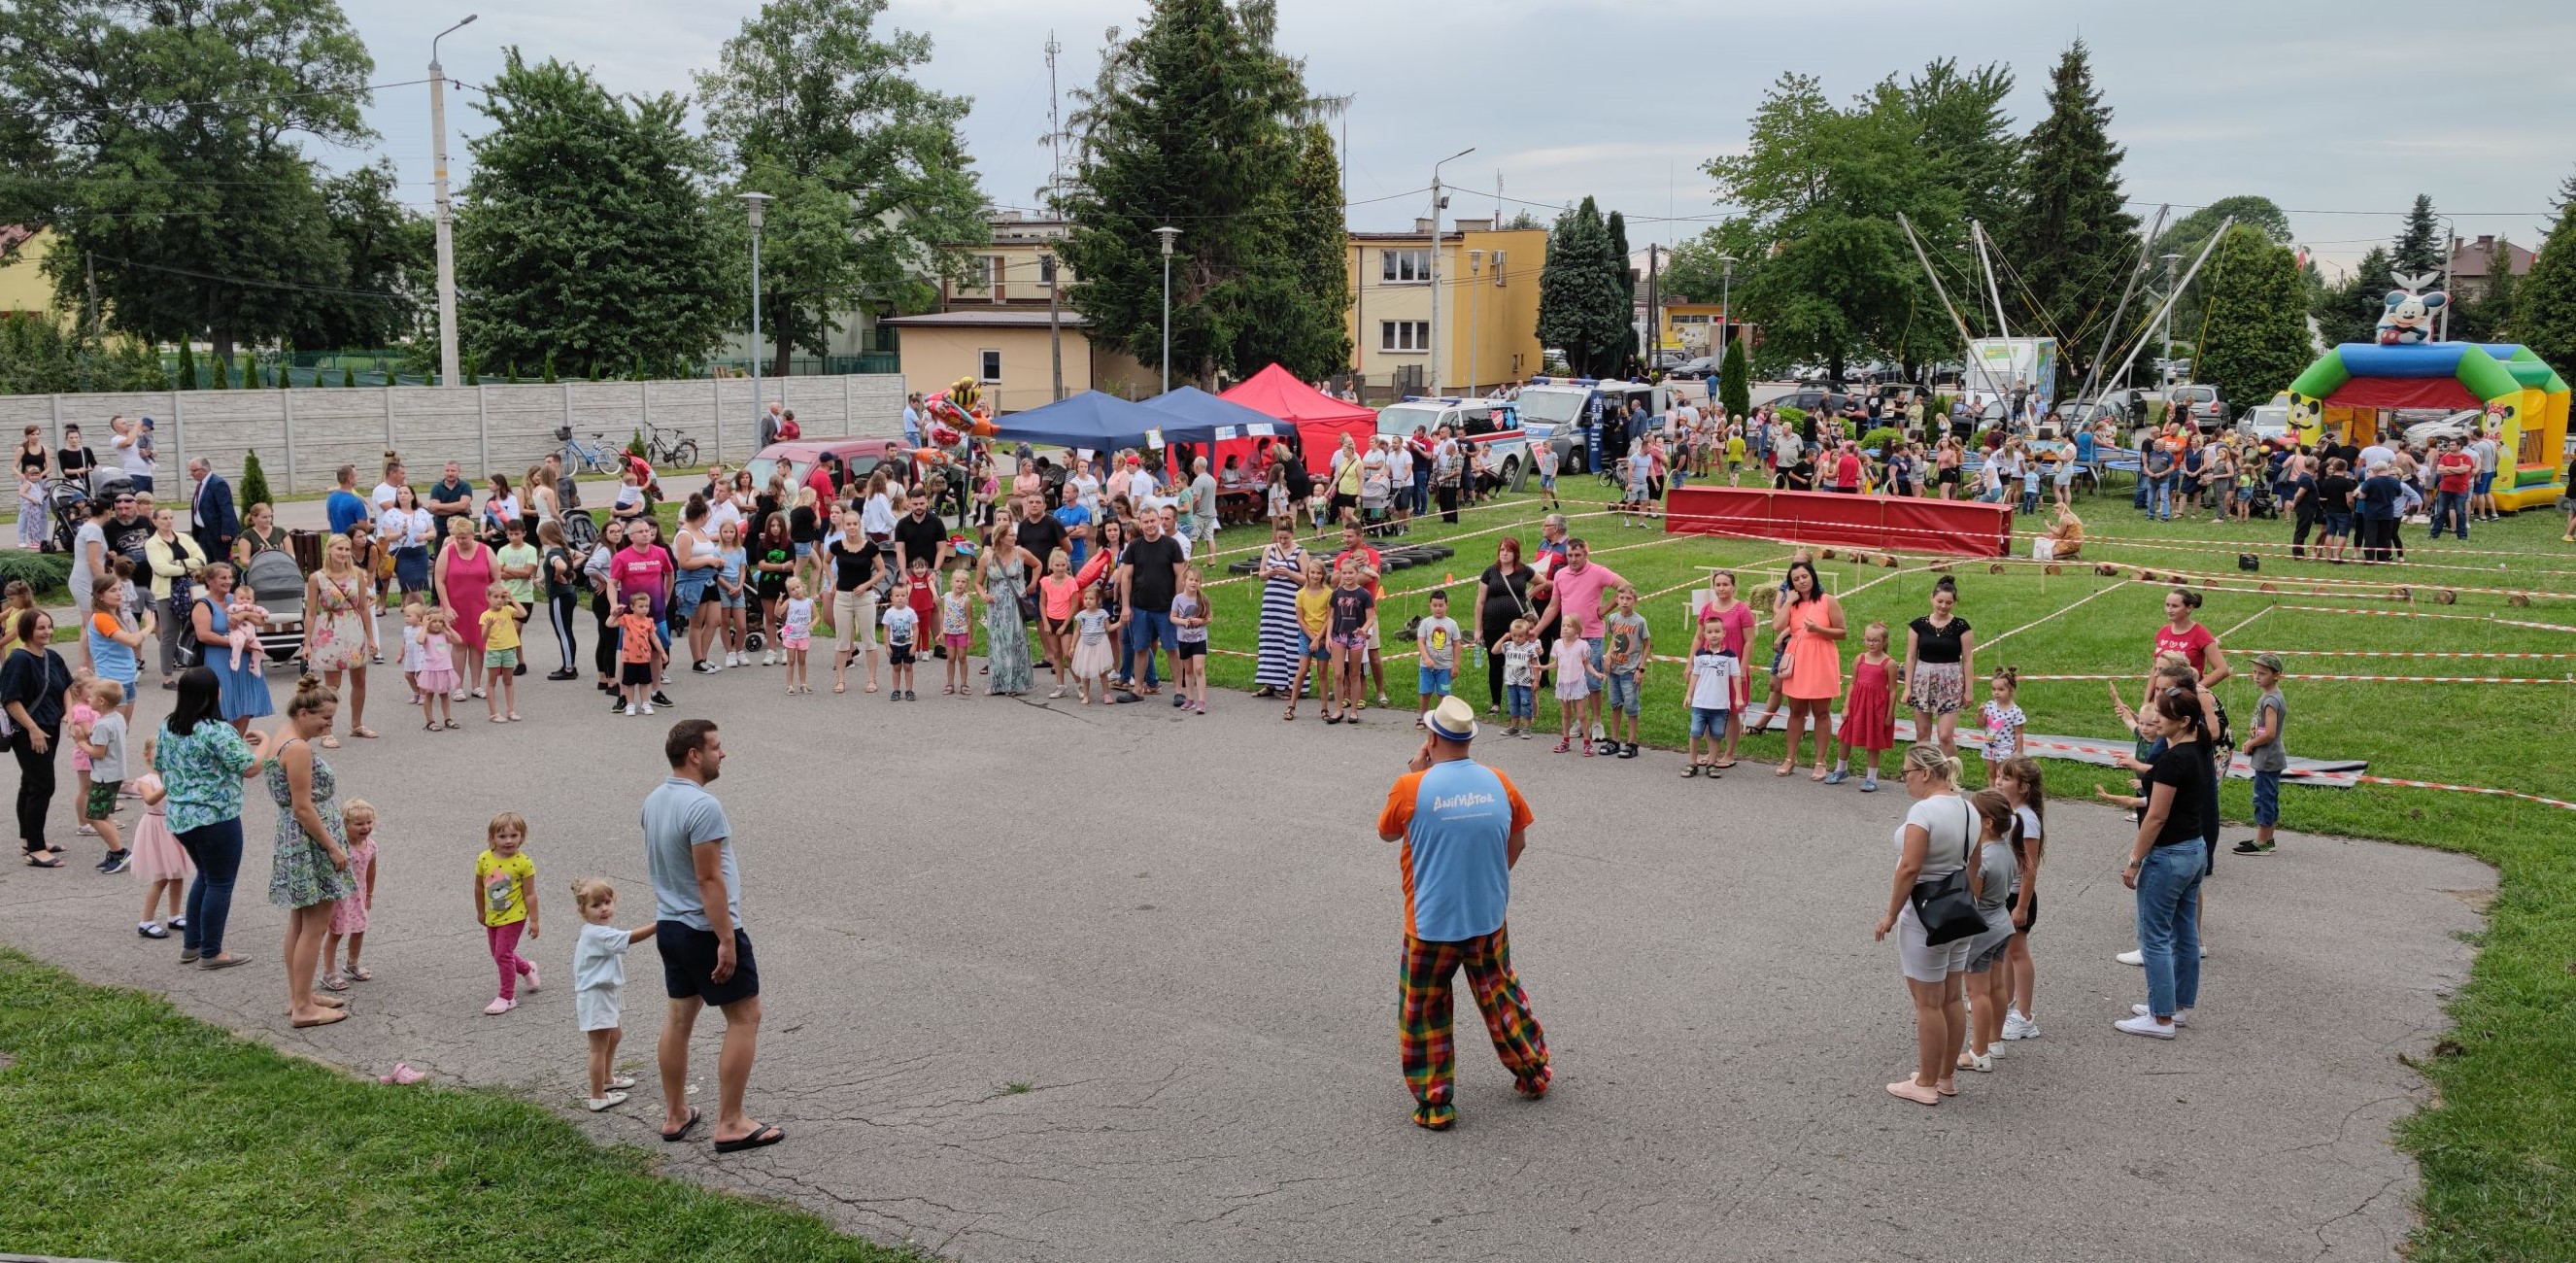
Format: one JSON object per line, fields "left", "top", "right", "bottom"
{"left": 713, "top": 1123, "right": 785, "bottom": 1153}
{"left": 660, "top": 1107, "right": 701, "bottom": 1143}
{"left": 23, "top": 854, "right": 63, "bottom": 868}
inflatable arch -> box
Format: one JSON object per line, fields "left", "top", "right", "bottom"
{"left": 2287, "top": 341, "right": 2570, "bottom": 509}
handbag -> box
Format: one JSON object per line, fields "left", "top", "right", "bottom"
{"left": 1909, "top": 799, "right": 1988, "bottom": 946}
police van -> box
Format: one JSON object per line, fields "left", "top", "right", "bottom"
{"left": 1375, "top": 396, "right": 1534, "bottom": 490}
{"left": 1513, "top": 377, "right": 1665, "bottom": 477}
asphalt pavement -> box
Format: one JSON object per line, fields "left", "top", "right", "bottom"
{"left": 0, "top": 656, "right": 2491, "bottom": 1262}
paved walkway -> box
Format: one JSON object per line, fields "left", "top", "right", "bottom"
{"left": 0, "top": 662, "right": 2489, "bottom": 1262}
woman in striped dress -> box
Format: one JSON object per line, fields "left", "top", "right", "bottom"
{"left": 1251, "top": 522, "right": 1307, "bottom": 697}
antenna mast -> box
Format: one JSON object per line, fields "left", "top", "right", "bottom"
{"left": 1044, "top": 32, "right": 1064, "bottom": 203}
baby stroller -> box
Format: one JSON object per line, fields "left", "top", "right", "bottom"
{"left": 46, "top": 468, "right": 132, "bottom": 554}
{"left": 241, "top": 549, "right": 308, "bottom": 667}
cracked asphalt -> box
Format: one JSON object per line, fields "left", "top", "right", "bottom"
{"left": 0, "top": 664, "right": 2492, "bottom": 1262}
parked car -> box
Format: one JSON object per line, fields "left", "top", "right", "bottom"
{"left": 1666, "top": 356, "right": 1720, "bottom": 381}
{"left": 2236, "top": 404, "right": 2294, "bottom": 445}
{"left": 2164, "top": 384, "right": 2224, "bottom": 431}
{"left": 743, "top": 438, "right": 901, "bottom": 496}
{"left": 1515, "top": 377, "right": 1662, "bottom": 476}
{"left": 2401, "top": 409, "right": 2486, "bottom": 449}
{"left": 1650, "top": 349, "right": 1689, "bottom": 371}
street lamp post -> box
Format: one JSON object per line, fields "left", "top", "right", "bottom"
{"left": 739, "top": 190, "right": 774, "bottom": 464}
{"left": 1155, "top": 225, "right": 1179, "bottom": 393}
{"left": 1427, "top": 146, "right": 1474, "bottom": 398}
{"left": 428, "top": 14, "right": 477, "bottom": 388}
{"left": 1716, "top": 255, "right": 1737, "bottom": 412}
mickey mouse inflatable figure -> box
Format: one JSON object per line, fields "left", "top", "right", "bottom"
{"left": 2376, "top": 277, "right": 2448, "bottom": 345}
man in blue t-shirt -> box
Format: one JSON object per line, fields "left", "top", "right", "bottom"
{"left": 1375, "top": 696, "right": 1550, "bottom": 1130}
{"left": 640, "top": 720, "right": 783, "bottom": 1153}
{"left": 323, "top": 464, "right": 369, "bottom": 536}
{"left": 1050, "top": 482, "right": 1093, "bottom": 568}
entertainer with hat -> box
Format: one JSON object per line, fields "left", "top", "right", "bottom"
{"left": 1374, "top": 695, "right": 1552, "bottom": 1130}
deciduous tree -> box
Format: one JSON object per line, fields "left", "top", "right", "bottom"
{"left": 2196, "top": 225, "right": 2312, "bottom": 417}
{"left": 2517, "top": 200, "right": 2576, "bottom": 376}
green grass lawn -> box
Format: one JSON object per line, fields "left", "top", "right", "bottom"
{"left": 0, "top": 949, "right": 917, "bottom": 1263}
{"left": 1173, "top": 474, "right": 2574, "bottom": 1263}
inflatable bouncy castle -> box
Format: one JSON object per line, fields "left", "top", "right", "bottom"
{"left": 2285, "top": 305, "right": 2569, "bottom": 510}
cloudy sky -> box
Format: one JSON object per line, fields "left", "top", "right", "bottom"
{"left": 341, "top": 0, "right": 2575, "bottom": 280}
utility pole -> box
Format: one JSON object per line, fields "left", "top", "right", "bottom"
{"left": 1042, "top": 251, "right": 1064, "bottom": 402}
{"left": 84, "top": 250, "right": 101, "bottom": 340}
{"left": 1718, "top": 254, "right": 1736, "bottom": 361}
{"left": 740, "top": 191, "right": 774, "bottom": 461}
{"left": 1044, "top": 33, "right": 1063, "bottom": 195}
{"left": 1428, "top": 147, "right": 1474, "bottom": 398}
{"left": 429, "top": 15, "right": 476, "bottom": 388}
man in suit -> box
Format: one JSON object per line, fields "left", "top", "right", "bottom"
{"left": 188, "top": 458, "right": 237, "bottom": 561}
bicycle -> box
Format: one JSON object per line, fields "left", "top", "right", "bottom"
{"left": 641, "top": 420, "right": 699, "bottom": 470}
{"left": 559, "top": 427, "right": 624, "bottom": 477}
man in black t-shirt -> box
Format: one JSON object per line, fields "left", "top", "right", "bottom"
{"left": 426, "top": 461, "right": 474, "bottom": 525}
{"left": 1116, "top": 513, "right": 1187, "bottom": 697}
{"left": 891, "top": 499, "right": 949, "bottom": 578}
{"left": 1012, "top": 493, "right": 1067, "bottom": 571}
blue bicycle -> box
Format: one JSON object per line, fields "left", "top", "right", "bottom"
{"left": 559, "top": 427, "right": 623, "bottom": 476}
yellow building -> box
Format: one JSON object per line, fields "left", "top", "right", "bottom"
{"left": 0, "top": 224, "right": 69, "bottom": 321}
{"left": 1347, "top": 219, "right": 1545, "bottom": 400}
{"left": 941, "top": 211, "right": 1077, "bottom": 310}
{"left": 1656, "top": 300, "right": 1748, "bottom": 356}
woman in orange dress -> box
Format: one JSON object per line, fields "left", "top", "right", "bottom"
{"left": 1772, "top": 559, "right": 1847, "bottom": 780}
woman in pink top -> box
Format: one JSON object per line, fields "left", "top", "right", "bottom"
{"left": 1772, "top": 559, "right": 1847, "bottom": 780}
{"left": 432, "top": 517, "right": 495, "bottom": 700}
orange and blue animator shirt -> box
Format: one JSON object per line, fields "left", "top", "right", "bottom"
{"left": 1378, "top": 760, "right": 1534, "bottom": 942}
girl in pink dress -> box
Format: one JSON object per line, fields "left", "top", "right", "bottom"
{"left": 324, "top": 800, "right": 380, "bottom": 989}
{"left": 1828, "top": 621, "right": 1897, "bottom": 791}
{"left": 128, "top": 741, "right": 192, "bottom": 939}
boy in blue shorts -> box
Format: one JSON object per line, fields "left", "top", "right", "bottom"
{"left": 1413, "top": 591, "right": 1460, "bottom": 727}
{"left": 1682, "top": 607, "right": 1737, "bottom": 778}
{"left": 2235, "top": 653, "right": 2288, "bottom": 855}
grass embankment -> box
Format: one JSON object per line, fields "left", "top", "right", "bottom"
{"left": 1172, "top": 475, "right": 2571, "bottom": 1263}
{"left": 0, "top": 949, "right": 915, "bottom": 1263}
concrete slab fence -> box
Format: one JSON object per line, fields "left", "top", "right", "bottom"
{"left": 1, "top": 374, "right": 908, "bottom": 496}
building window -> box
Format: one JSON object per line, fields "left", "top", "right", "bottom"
{"left": 957, "top": 255, "right": 1001, "bottom": 298}
{"left": 1380, "top": 249, "right": 1432, "bottom": 284}
{"left": 979, "top": 349, "right": 1001, "bottom": 382}
{"left": 1379, "top": 321, "right": 1429, "bottom": 353}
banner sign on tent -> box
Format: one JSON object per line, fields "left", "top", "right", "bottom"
{"left": 1145, "top": 427, "right": 1165, "bottom": 448}
{"left": 1215, "top": 426, "right": 1238, "bottom": 441}
{"left": 1248, "top": 423, "right": 1274, "bottom": 437}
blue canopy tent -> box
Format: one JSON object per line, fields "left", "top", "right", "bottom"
{"left": 1140, "top": 386, "right": 1285, "bottom": 440}
{"left": 978, "top": 391, "right": 1184, "bottom": 451}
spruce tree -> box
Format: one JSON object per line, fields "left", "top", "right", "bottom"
{"left": 239, "top": 449, "right": 272, "bottom": 511}
{"left": 342, "top": 364, "right": 356, "bottom": 387}
{"left": 1719, "top": 338, "right": 1752, "bottom": 420}
{"left": 2518, "top": 199, "right": 2576, "bottom": 375}
{"left": 2465, "top": 234, "right": 2520, "bottom": 342}
{"left": 1605, "top": 210, "right": 1636, "bottom": 377}
{"left": 1999, "top": 41, "right": 2139, "bottom": 391}
{"left": 210, "top": 356, "right": 230, "bottom": 389}
{"left": 541, "top": 352, "right": 558, "bottom": 385}
{"left": 175, "top": 341, "right": 196, "bottom": 390}
{"left": 1538, "top": 198, "right": 1627, "bottom": 380}
{"left": 2392, "top": 194, "right": 2445, "bottom": 279}
{"left": 2197, "top": 225, "right": 2313, "bottom": 418}
{"left": 1055, "top": 0, "right": 1330, "bottom": 385}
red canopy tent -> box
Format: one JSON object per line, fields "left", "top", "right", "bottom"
{"left": 1218, "top": 364, "right": 1377, "bottom": 470}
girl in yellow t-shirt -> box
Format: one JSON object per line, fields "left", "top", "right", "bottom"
{"left": 472, "top": 811, "right": 539, "bottom": 1015}
{"left": 1286, "top": 556, "right": 1333, "bottom": 721}
{"left": 478, "top": 582, "right": 522, "bottom": 723}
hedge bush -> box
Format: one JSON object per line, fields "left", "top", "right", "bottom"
{"left": 0, "top": 550, "right": 73, "bottom": 597}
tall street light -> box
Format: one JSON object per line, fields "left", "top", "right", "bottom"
{"left": 1467, "top": 249, "right": 1484, "bottom": 397}
{"left": 1427, "top": 146, "right": 1474, "bottom": 397}
{"left": 428, "top": 14, "right": 477, "bottom": 388}
{"left": 1717, "top": 254, "right": 1736, "bottom": 409}
{"left": 1155, "top": 225, "right": 1180, "bottom": 393}
{"left": 739, "top": 190, "right": 774, "bottom": 463}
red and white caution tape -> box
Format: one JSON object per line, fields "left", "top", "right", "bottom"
{"left": 2011, "top": 671, "right": 2575, "bottom": 685}
{"left": 2239, "top": 647, "right": 2576, "bottom": 660}
{"left": 2352, "top": 776, "right": 2576, "bottom": 812}
{"left": 2273, "top": 604, "right": 2576, "bottom": 632}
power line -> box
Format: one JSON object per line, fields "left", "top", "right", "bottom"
{"left": 17, "top": 77, "right": 437, "bottom": 120}
{"left": 85, "top": 253, "right": 414, "bottom": 304}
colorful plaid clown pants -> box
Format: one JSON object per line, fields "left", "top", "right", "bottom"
{"left": 1399, "top": 925, "right": 1550, "bottom": 1126}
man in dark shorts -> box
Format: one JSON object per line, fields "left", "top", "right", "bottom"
{"left": 642, "top": 720, "right": 782, "bottom": 1153}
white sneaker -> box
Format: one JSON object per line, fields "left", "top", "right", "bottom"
{"left": 764, "top": 650, "right": 779, "bottom": 666}
{"left": 585, "top": 1091, "right": 629, "bottom": 1111}
{"left": 2001, "top": 1011, "right": 2040, "bottom": 1041}
{"left": 623, "top": 703, "right": 638, "bottom": 716}
{"left": 2131, "top": 1003, "right": 2190, "bottom": 1027}
{"left": 707, "top": 657, "right": 724, "bottom": 672}
{"left": 2117, "top": 948, "right": 2145, "bottom": 966}
{"left": 2115, "top": 1012, "right": 2178, "bottom": 1040}
{"left": 641, "top": 702, "right": 656, "bottom": 715}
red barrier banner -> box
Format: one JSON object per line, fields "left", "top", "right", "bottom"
{"left": 1665, "top": 487, "right": 2013, "bottom": 558}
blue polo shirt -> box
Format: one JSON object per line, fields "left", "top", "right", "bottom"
{"left": 1051, "top": 503, "right": 1093, "bottom": 567}
{"left": 1377, "top": 759, "right": 1533, "bottom": 942}
{"left": 325, "top": 490, "right": 369, "bottom": 536}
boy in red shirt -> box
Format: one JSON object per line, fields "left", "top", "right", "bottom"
{"left": 2432, "top": 438, "right": 2476, "bottom": 541}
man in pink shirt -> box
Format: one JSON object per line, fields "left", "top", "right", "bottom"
{"left": 1531, "top": 538, "right": 1624, "bottom": 750}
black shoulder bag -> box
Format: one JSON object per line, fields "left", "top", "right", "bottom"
{"left": 1910, "top": 798, "right": 1988, "bottom": 946}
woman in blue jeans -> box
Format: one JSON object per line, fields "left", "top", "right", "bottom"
{"left": 153, "top": 667, "right": 276, "bottom": 968}
{"left": 2116, "top": 689, "right": 2217, "bottom": 1039}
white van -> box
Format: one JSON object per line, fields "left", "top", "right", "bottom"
{"left": 1375, "top": 396, "right": 1535, "bottom": 488}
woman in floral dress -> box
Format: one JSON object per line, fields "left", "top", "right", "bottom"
{"left": 266, "top": 675, "right": 356, "bottom": 1028}
{"left": 979, "top": 520, "right": 1039, "bottom": 697}
{"left": 302, "top": 533, "right": 378, "bottom": 746}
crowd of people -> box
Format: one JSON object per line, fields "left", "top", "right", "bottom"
{"left": 1, "top": 390, "right": 2319, "bottom": 1138}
